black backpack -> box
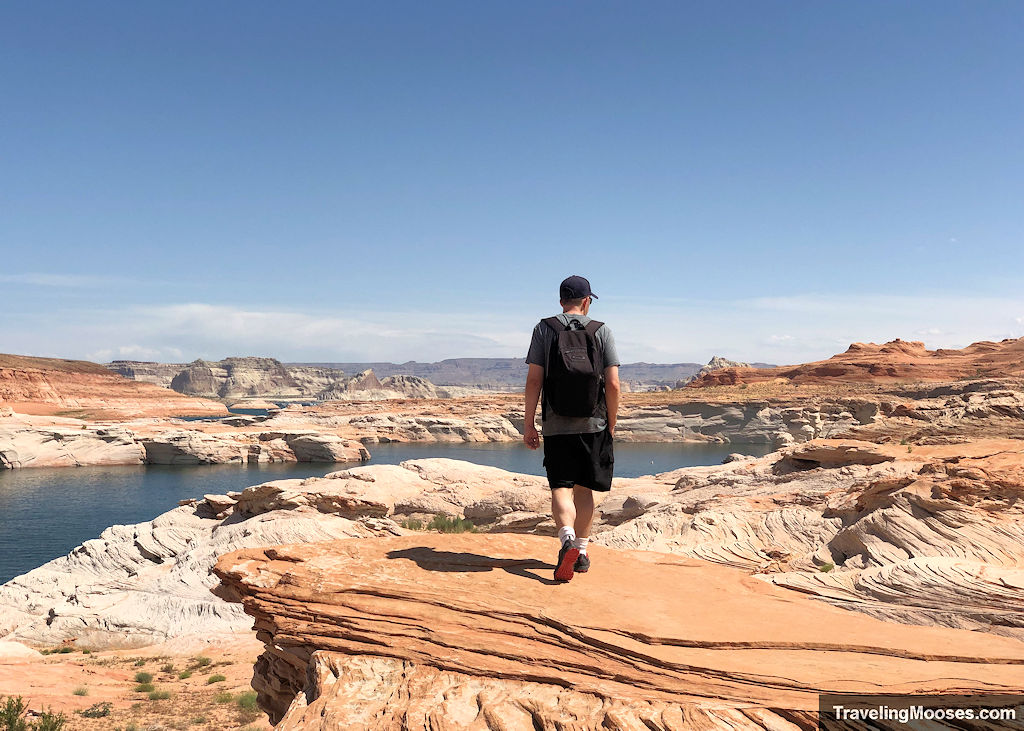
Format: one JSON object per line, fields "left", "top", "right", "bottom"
{"left": 542, "top": 316, "right": 605, "bottom": 418}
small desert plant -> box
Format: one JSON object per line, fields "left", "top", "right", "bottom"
{"left": 177, "top": 670, "right": 193, "bottom": 680}
{"left": 236, "top": 691, "right": 259, "bottom": 711}
{"left": 426, "top": 515, "right": 476, "bottom": 533}
{"left": 205, "top": 674, "right": 226, "bottom": 685}
{"left": 148, "top": 690, "right": 171, "bottom": 701}
{"left": 160, "top": 663, "right": 175, "bottom": 674}
{"left": 77, "top": 702, "right": 112, "bottom": 718}
{"left": 133, "top": 659, "right": 146, "bottom": 667}
{"left": 190, "top": 717, "right": 208, "bottom": 726}
{"left": 213, "top": 692, "right": 234, "bottom": 704}
{"left": 81, "top": 649, "right": 91, "bottom": 655}
{"left": 1, "top": 695, "right": 28, "bottom": 731}
{"left": 134, "top": 672, "right": 153, "bottom": 684}
{"left": 34, "top": 712, "right": 68, "bottom": 731}
{"left": 71, "top": 687, "right": 88, "bottom": 697}
{"left": 400, "top": 518, "right": 424, "bottom": 530}
{"left": 134, "top": 682, "right": 154, "bottom": 693}
{"left": 1, "top": 696, "right": 68, "bottom": 731}
{"left": 191, "top": 656, "right": 212, "bottom": 669}
{"left": 818, "top": 562, "right": 835, "bottom": 573}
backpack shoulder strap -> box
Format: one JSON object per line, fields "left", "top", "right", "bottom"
{"left": 584, "top": 320, "right": 604, "bottom": 336}
{"left": 542, "top": 316, "right": 564, "bottom": 333}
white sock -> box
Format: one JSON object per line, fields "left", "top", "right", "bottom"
{"left": 573, "top": 536, "right": 590, "bottom": 555}
{"left": 558, "top": 526, "right": 576, "bottom": 545}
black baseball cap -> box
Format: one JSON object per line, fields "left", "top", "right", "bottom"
{"left": 559, "top": 275, "right": 598, "bottom": 300}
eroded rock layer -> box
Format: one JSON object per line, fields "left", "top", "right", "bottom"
{"left": 214, "top": 533, "right": 1024, "bottom": 729}
{"left": 0, "top": 354, "right": 225, "bottom": 418}
{"left": 689, "top": 336, "right": 1024, "bottom": 387}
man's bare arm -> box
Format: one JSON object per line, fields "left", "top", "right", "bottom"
{"left": 524, "top": 363, "right": 543, "bottom": 449}
{"left": 604, "top": 365, "right": 620, "bottom": 435}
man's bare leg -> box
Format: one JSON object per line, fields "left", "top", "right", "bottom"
{"left": 551, "top": 487, "right": 581, "bottom": 580}
{"left": 551, "top": 487, "right": 576, "bottom": 533}
{"left": 572, "top": 484, "right": 595, "bottom": 539}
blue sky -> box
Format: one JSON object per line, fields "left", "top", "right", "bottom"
{"left": 2, "top": 2, "right": 1022, "bottom": 365}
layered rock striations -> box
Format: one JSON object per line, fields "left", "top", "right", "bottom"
{"left": 6, "top": 446, "right": 1022, "bottom": 654}
{"left": 689, "top": 336, "right": 1024, "bottom": 387}
{"left": 0, "top": 459, "right": 543, "bottom": 647}
{"left": 0, "top": 411, "right": 369, "bottom": 469}
{"left": 214, "top": 533, "right": 1024, "bottom": 729}
{"left": 0, "top": 354, "right": 225, "bottom": 418}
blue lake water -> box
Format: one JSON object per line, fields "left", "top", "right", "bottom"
{"left": 0, "top": 441, "right": 770, "bottom": 583}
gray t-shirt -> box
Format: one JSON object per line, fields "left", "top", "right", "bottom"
{"left": 525, "top": 313, "right": 620, "bottom": 436}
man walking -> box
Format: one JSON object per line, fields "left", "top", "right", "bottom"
{"left": 524, "top": 275, "right": 620, "bottom": 582}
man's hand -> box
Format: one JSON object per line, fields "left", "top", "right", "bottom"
{"left": 524, "top": 423, "right": 540, "bottom": 450}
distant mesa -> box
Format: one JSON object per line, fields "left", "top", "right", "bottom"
{"left": 687, "top": 336, "right": 1024, "bottom": 387}
{"left": 109, "top": 356, "right": 777, "bottom": 396}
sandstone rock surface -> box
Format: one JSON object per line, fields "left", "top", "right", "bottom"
{"left": 0, "top": 353, "right": 225, "bottom": 418}
{"left": 689, "top": 336, "right": 1024, "bottom": 387}
{"left": 0, "top": 459, "right": 540, "bottom": 647}
{"left": 214, "top": 533, "right": 1024, "bottom": 729}
{"left": 0, "top": 420, "right": 145, "bottom": 468}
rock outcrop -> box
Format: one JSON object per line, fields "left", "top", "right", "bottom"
{"left": 214, "top": 533, "right": 1024, "bottom": 729}
{"left": 5, "top": 445, "right": 1023, "bottom": 653}
{"left": 689, "top": 336, "right": 1024, "bottom": 387}
{"left": 0, "top": 353, "right": 225, "bottom": 418}
{"left": 169, "top": 357, "right": 318, "bottom": 399}
{"left": 0, "top": 407, "right": 369, "bottom": 468}
{"left": 0, "top": 459, "right": 542, "bottom": 647}
{"left": 139, "top": 430, "right": 368, "bottom": 465}
{"left": 0, "top": 422, "right": 145, "bottom": 469}
{"left": 675, "top": 355, "right": 752, "bottom": 387}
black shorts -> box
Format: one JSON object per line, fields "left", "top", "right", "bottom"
{"left": 542, "top": 427, "right": 614, "bottom": 492}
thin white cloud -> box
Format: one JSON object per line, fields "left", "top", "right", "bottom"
{"left": 3, "top": 294, "right": 1023, "bottom": 365}
{"left": 0, "top": 273, "right": 132, "bottom": 288}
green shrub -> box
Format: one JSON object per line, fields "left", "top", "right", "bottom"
{"left": 400, "top": 518, "right": 423, "bottom": 530}
{"left": 819, "top": 562, "right": 835, "bottom": 573}
{"left": 236, "top": 691, "right": 259, "bottom": 711}
{"left": 148, "top": 690, "right": 171, "bottom": 701}
{"left": 161, "top": 663, "right": 175, "bottom": 674}
{"left": 205, "top": 674, "right": 226, "bottom": 685}
{"left": 134, "top": 683, "right": 154, "bottom": 693}
{"left": 426, "top": 515, "right": 476, "bottom": 533}
{"left": 1, "top": 695, "right": 28, "bottom": 731}
{"left": 213, "top": 692, "right": 233, "bottom": 704}
{"left": 177, "top": 670, "right": 193, "bottom": 680}
{"left": 0, "top": 697, "right": 68, "bottom": 731}
{"left": 34, "top": 711, "right": 68, "bottom": 731}
{"left": 81, "top": 649, "right": 91, "bottom": 655}
{"left": 77, "top": 702, "right": 112, "bottom": 718}
{"left": 191, "top": 656, "right": 211, "bottom": 669}
{"left": 190, "top": 717, "right": 208, "bottom": 726}
{"left": 133, "top": 659, "right": 146, "bottom": 667}
{"left": 134, "top": 671, "right": 153, "bottom": 684}
{"left": 71, "top": 687, "right": 88, "bottom": 697}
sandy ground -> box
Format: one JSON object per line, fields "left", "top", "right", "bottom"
{"left": 0, "top": 636, "right": 272, "bottom": 730}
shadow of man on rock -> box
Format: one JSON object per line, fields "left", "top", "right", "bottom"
{"left": 386, "top": 547, "right": 561, "bottom": 586}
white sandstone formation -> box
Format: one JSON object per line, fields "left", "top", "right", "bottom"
{"left": 2, "top": 443, "right": 1022, "bottom": 650}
